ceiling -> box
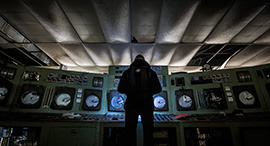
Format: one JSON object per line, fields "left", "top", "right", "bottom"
{"left": 0, "top": 0, "right": 270, "bottom": 74}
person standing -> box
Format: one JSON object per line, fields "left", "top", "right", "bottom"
{"left": 118, "top": 54, "right": 162, "bottom": 146}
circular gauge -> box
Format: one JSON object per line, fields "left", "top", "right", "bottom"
{"left": 111, "top": 95, "right": 124, "bottom": 109}
{"left": 85, "top": 95, "right": 100, "bottom": 108}
{"left": 55, "top": 93, "right": 71, "bottom": 106}
{"left": 21, "top": 90, "right": 40, "bottom": 105}
{"left": 0, "top": 87, "right": 8, "bottom": 100}
{"left": 154, "top": 95, "right": 166, "bottom": 109}
{"left": 239, "top": 91, "right": 255, "bottom": 105}
{"left": 179, "top": 95, "right": 193, "bottom": 108}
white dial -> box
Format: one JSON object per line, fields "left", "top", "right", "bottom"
{"left": 154, "top": 95, "right": 166, "bottom": 109}
{"left": 111, "top": 95, "right": 124, "bottom": 109}
{"left": 179, "top": 95, "right": 193, "bottom": 108}
{"left": 239, "top": 91, "right": 255, "bottom": 105}
{"left": 55, "top": 93, "right": 71, "bottom": 106}
{"left": 21, "top": 91, "right": 40, "bottom": 105}
{"left": 85, "top": 95, "right": 99, "bottom": 108}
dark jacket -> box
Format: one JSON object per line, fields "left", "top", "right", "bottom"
{"left": 117, "top": 59, "right": 162, "bottom": 111}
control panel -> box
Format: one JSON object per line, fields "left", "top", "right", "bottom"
{"left": 0, "top": 63, "right": 269, "bottom": 119}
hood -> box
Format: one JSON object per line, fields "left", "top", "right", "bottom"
{"left": 130, "top": 59, "right": 151, "bottom": 69}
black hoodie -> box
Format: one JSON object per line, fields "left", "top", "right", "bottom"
{"left": 117, "top": 59, "right": 162, "bottom": 111}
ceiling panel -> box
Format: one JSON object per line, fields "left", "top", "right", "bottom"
{"left": 36, "top": 43, "right": 76, "bottom": 66}
{"left": 0, "top": 36, "right": 8, "bottom": 44}
{"left": 205, "top": 0, "right": 269, "bottom": 44}
{"left": 109, "top": 44, "right": 131, "bottom": 65}
{"left": 59, "top": 0, "right": 105, "bottom": 43}
{"left": 241, "top": 46, "right": 270, "bottom": 66}
{"left": 182, "top": 0, "right": 234, "bottom": 43}
{"left": 0, "top": 0, "right": 56, "bottom": 42}
{"left": 131, "top": 44, "right": 155, "bottom": 63}
{"left": 91, "top": 0, "right": 130, "bottom": 43}
{"left": 155, "top": 0, "right": 200, "bottom": 43}
{"left": 150, "top": 44, "right": 178, "bottom": 65}
{"left": 59, "top": 43, "right": 95, "bottom": 66}
{"left": 130, "top": 0, "right": 163, "bottom": 43}
{"left": 21, "top": 0, "right": 81, "bottom": 43}
{"left": 226, "top": 45, "right": 269, "bottom": 66}
{"left": 83, "top": 44, "right": 113, "bottom": 66}
{"left": 169, "top": 44, "right": 201, "bottom": 66}
{"left": 231, "top": 5, "right": 270, "bottom": 43}
{"left": 254, "top": 29, "right": 270, "bottom": 44}
{"left": 264, "top": 58, "right": 270, "bottom": 64}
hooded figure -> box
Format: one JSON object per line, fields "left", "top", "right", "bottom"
{"left": 118, "top": 54, "right": 162, "bottom": 146}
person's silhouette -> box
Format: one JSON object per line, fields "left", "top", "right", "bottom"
{"left": 118, "top": 54, "right": 162, "bottom": 146}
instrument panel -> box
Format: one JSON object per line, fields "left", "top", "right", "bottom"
{"left": 1, "top": 64, "right": 270, "bottom": 146}
{"left": 170, "top": 64, "right": 269, "bottom": 114}
{"left": 0, "top": 63, "right": 269, "bottom": 115}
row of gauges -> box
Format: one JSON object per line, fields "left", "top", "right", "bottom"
{"left": 108, "top": 90, "right": 168, "bottom": 112}
{"left": 3, "top": 82, "right": 169, "bottom": 112}
{"left": 175, "top": 85, "right": 261, "bottom": 111}
{"left": 14, "top": 85, "right": 262, "bottom": 111}
{"left": 15, "top": 84, "right": 102, "bottom": 111}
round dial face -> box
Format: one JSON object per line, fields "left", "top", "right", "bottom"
{"left": 0, "top": 87, "right": 8, "bottom": 100}
{"left": 85, "top": 95, "right": 100, "bottom": 108}
{"left": 111, "top": 95, "right": 124, "bottom": 109}
{"left": 179, "top": 95, "right": 193, "bottom": 108}
{"left": 21, "top": 90, "right": 40, "bottom": 105}
{"left": 154, "top": 95, "right": 166, "bottom": 109}
{"left": 239, "top": 91, "right": 255, "bottom": 105}
{"left": 55, "top": 93, "right": 71, "bottom": 106}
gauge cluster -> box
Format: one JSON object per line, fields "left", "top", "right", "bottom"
{"left": 1, "top": 64, "right": 269, "bottom": 115}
